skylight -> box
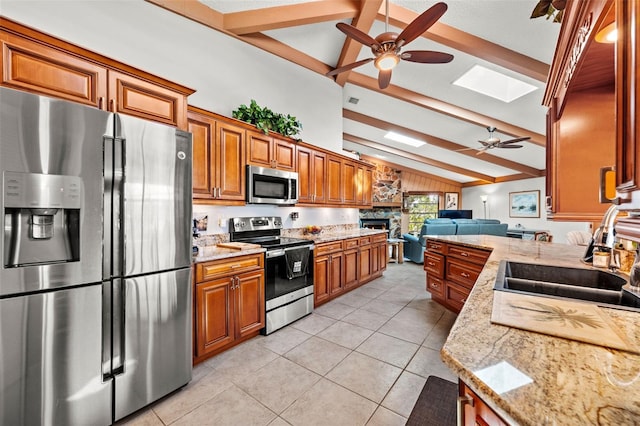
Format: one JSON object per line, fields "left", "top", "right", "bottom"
{"left": 384, "top": 131, "right": 425, "bottom": 147}
{"left": 453, "top": 65, "right": 537, "bottom": 103}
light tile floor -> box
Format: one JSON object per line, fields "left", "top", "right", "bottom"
{"left": 118, "top": 261, "right": 458, "bottom": 426}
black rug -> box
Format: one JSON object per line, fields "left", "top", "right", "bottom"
{"left": 406, "top": 375, "right": 457, "bottom": 426}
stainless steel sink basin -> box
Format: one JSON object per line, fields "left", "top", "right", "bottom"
{"left": 494, "top": 261, "right": 640, "bottom": 312}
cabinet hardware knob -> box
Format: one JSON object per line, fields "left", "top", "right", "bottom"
{"left": 109, "top": 99, "right": 115, "bottom": 111}
{"left": 460, "top": 252, "right": 469, "bottom": 257}
{"left": 98, "top": 97, "right": 104, "bottom": 109}
{"left": 461, "top": 272, "right": 470, "bottom": 278}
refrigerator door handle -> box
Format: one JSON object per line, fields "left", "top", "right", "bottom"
{"left": 101, "top": 280, "right": 112, "bottom": 381}
{"left": 112, "top": 136, "right": 125, "bottom": 277}
{"left": 103, "top": 136, "right": 114, "bottom": 281}
{"left": 101, "top": 278, "right": 125, "bottom": 379}
{"left": 112, "top": 278, "right": 125, "bottom": 376}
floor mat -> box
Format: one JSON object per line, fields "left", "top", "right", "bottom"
{"left": 406, "top": 375, "right": 457, "bottom": 426}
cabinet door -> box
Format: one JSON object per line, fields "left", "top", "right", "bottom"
{"left": 188, "top": 110, "right": 215, "bottom": 199}
{"left": 377, "top": 241, "right": 387, "bottom": 273}
{"left": 0, "top": 30, "right": 108, "bottom": 107}
{"left": 246, "top": 130, "right": 272, "bottom": 168}
{"left": 312, "top": 150, "right": 327, "bottom": 204}
{"left": 195, "top": 278, "right": 235, "bottom": 357}
{"left": 344, "top": 249, "right": 359, "bottom": 289}
{"left": 273, "top": 137, "right": 296, "bottom": 171}
{"left": 371, "top": 243, "right": 380, "bottom": 276}
{"left": 342, "top": 160, "right": 357, "bottom": 205}
{"left": 107, "top": 70, "right": 187, "bottom": 129}
{"left": 313, "top": 255, "right": 331, "bottom": 305}
{"left": 217, "top": 122, "right": 246, "bottom": 201}
{"left": 359, "top": 244, "right": 372, "bottom": 283}
{"left": 615, "top": 0, "right": 640, "bottom": 197}
{"left": 327, "top": 156, "right": 343, "bottom": 204}
{"left": 362, "top": 167, "right": 373, "bottom": 206}
{"left": 329, "top": 253, "right": 344, "bottom": 296}
{"left": 235, "top": 270, "right": 265, "bottom": 338}
{"left": 296, "top": 146, "right": 313, "bottom": 203}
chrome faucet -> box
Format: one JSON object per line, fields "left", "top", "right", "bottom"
{"left": 583, "top": 204, "right": 619, "bottom": 263}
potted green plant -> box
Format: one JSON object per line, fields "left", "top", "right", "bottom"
{"left": 232, "top": 99, "right": 303, "bottom": 139}
{"left": 530, "top": 0, "right": 566, "bottom": 23}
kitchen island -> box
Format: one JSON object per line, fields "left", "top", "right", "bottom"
{"left": 435, "top": 235, "right": 640, "bottom": 425}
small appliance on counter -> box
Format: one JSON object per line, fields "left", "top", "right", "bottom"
{"left": 229, "top": 217, "right": 313, "bottom": 334}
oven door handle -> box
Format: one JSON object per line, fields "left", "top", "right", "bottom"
{"left": 266, "top": 245, "right": 314, "bottom": 259}
{"left": 285, "top": 244, "right": 314, "bottom": 252}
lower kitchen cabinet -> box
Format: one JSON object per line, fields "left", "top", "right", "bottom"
{"left": 424, "top": 239, "right": 490, "bottom": 313}
{"left": 314, "top": 234, "right": 387, "bottom": 307}
{"left": 194, "top": 253, "right": 264, "bottom": 364}
{"left": 459, "top": 380, "right": 508, "bottom": 426}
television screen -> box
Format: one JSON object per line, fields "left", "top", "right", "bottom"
{"left": 438, "top": 209, "right": 473, "bottom": 219}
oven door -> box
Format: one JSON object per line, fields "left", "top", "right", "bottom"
{"left": 265, "top": 245, "right": 313, "bottom": 308}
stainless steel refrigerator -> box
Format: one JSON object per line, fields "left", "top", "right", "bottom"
{"left": 0, "top": 87, "right": 193, "bottom": 425}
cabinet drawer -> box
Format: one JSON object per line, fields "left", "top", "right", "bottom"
{"left": 446, "top": 281, "right": 470, "bottom": 312}
{"left": 446, "top": 258, "right": 483, "bottom": 289}
{"left": 446, "top": 244, "right": 490, "bottom": 265}
{"left": 344, "top": 238, "right": 359, "bottom": 250}
{"left": 315, "top": 241, "right": 343, "bottom": 256}
{"left": 196, "top": 253, "right": 264, "bottom": 282}
{"left": 426, "top": 239, "right": 446, "bottom": 254}
{"left": 424, "top": 252, "right": 445, "bottom": 278}
{"left": 426, "top": 276, "right": 445, "bottom": 298}
{"left": 359, "top": 236, "right": 371, "bottom": 245}
{"left": 372, "top": 234, "right": 387, "bottom": 243}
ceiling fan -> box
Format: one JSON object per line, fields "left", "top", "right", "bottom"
{"left": 326, "top": 1, "right": 454, "bottom": 89}
{"left": 464, "top": 127, "right": 531, "bottom": 155}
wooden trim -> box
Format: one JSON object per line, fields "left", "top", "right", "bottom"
{"left": 0, "top": 17, "right": 194, "bottom": 96}
{"left": 334, "top": 0, "right": 382, "bottom": 86}
{"left": 462, "top": 172, "right": 547, "bottom": 187}
{"left": 345, "top": 133, "right": 495, "bottom": 182}
{"left": 223, "top": 1, "right": 359, "bottom": 35}
{"left": 384, "top": 3, "right": 549, "bottom": 82}
{"left": 359, "top": 154, "right": 461, "bottom": 188}
{"left": 343, "top": 109, "right": 544, "bottom": 177}
{"left": 346, "top": 72, "right": 546, "bottom": 147}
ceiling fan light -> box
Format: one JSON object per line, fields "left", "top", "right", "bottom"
{"left": 375, "top": 53, "right": 399, "bottom": 71}
{"left": 595, "top": 22, "right": 617, "bottom": 43}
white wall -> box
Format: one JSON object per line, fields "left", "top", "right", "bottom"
{"left": 461, "top": 177, "right": 591, "bottom": 244}
{"left": 1, "top": 0, "right": 353, "bottom": 233}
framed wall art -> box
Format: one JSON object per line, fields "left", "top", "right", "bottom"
{"left": 444, "top": 192, "right": 459, "bottom": 209}
{"left": 509, "top": 190, "right": 540, "bottom": 218}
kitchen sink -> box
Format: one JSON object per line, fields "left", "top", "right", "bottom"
{"left": 494, "top": 261, "right": 640, "bottom": 312}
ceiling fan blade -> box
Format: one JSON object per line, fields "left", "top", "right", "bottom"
{"left": 499, "top": 136, "right": 531, "bottom": 145}
{"left": 326, "top": 58, "right": 374, "bottom": 77}
{"left": 455, "top": 147, "right": 477, "bottom": 152}
{"left": 336, "top": 23, "right": 380, "bottom": 49}
{"left": 497, "top": 144, "right": 523, "bottom": 149}
{"left": 378, "top": 69, "right": 392, "bottom": 89}
{"left": 478, "top": 140, "right": 491, "bottom": 147}
{"left": 475, "top": 147, "right": 489, "bottom": 155}
{"left": 401, "top": 50, "right": 453, "bottom": 63}
{"left": 396, "top": 2, "right": 448, "bottom": 47}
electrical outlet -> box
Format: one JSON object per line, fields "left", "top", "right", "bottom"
{"left": 218, "top": 217, "right": 223, "bottom": 227}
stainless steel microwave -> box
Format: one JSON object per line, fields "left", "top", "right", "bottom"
{"left": 246, "top": 165, "right": 298, "bottom": 205}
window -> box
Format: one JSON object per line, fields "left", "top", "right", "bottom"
{"left": 405, "top": 193, "right": 440, "bottom": 233}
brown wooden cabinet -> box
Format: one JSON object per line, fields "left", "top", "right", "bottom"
{"left": 327, "top": 156, "right": 343, "bottom": 204}
{"left": 356, "top": 165, "right": 373, "bottom": 207}
{"left": 314, "top": 234, "right": 387, "bottom": 307}
{"left": 246, "top": 130, "right": 296, "bottom": 171}
{"left": 459, "top": 380, "right": 508, "bottom": 426}
{"left": 341, "top": 160, "right": 357, "bottom": 205}
{"left": 424, "top": 239, "right": 490, "bottom": 313}
{"left": 194, "top": 253, "right": 264, "bottom": 363}
{"left": 188, "top": 106, "right": 246, "bottom": 204}
{"left": 615, "top": 0, "right": 640, "bottom": 201}
{"left": 296, "top": 145, "right": 327, "bottom": 204}
{"left": 0, "top": 18, "right": 192, "bottom": 129}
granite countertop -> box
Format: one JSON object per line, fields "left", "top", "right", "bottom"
{"left": 434, "top": 235, "right": 640, "bottom": 425}
{"left": 297, "top": 228, "right": 388, "bottom": 244}
{"left": 192, "top": 244, "right": 265, "bottom": 263}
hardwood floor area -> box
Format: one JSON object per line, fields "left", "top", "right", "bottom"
{"left": 118, "top": 261, "right": 457, "bottom": 426}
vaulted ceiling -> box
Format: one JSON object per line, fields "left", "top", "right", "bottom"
{"left": 148, "top": 0, "right": 561, "bottom": 187}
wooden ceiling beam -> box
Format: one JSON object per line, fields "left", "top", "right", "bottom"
{"left": 462, "top": 172, "right": 546, "bottom": 187}
{"left": 343, "top": 109, "right": 544, "bottom": 177}
{"left": 346, "top": 72, "right": 546, "bottom": 146}
{"left": 344, "top": 133, "right": 495, "bottom": 182}
{"left": 224, "top": 1, "right": 360, "bottom": 35}
{"left": 384, "top": 3, "right": 549, "bottom": 82}
{"left": 359, "top": 154, "right": 462, "bottom": 187}
{"left": 334, "top": 0, "right": 383, "bottom": 86}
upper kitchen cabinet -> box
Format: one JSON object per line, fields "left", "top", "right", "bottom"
{"left": 246, "top": 130, "right": 296, "bottom": 172}
{"left": 614, "top": 0, "right": 640, "bottom": 204}
{"left": 296, "top": 144, "right": 327, "bottom": 204}
{"left": 0, "top": 18, "right": 193, "bottom": 130}
{"left": 188, "top": 106, "right": 246, "bottom": 205}
{"left": 543, "top": 0, "right": 616, "bottom": 221}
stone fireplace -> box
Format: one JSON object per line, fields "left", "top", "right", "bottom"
{"left": 360, "top": 208, "right": 401, "bottom": 238}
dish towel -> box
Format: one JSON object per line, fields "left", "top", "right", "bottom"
{"left": 285, "top": 246, "right": 310, "bottom": 279}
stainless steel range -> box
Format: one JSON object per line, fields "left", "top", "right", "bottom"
{"left": 230, "top": 217, "right": 313, "bottom": 334}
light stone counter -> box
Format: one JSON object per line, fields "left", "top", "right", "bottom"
{"left": 192, "top": 244, "right": 265, "bottom": 263}
{"left": 434, "top": 235, "right": 640, "bottom": 425}
{"left": 293, "top": 228, "right": 388, "bottom": 244}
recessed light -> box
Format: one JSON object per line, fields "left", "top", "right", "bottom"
{"left": 453, "top": 65, "right": 537, "bottom": 103}
{"left": 348, "top": 97, "right": 359, "bottom": 104}
{"left": 384, "top": 131, "right": 426, "bottom": 147}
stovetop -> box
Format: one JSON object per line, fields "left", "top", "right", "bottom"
{"left": 229, "top": 216, "right": 311, "bottom": 250}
